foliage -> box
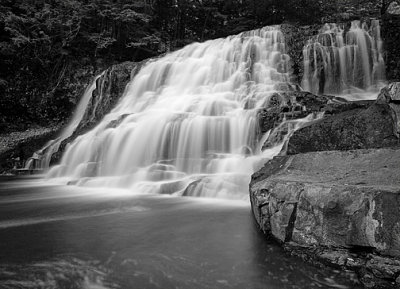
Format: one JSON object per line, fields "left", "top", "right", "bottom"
{"left": 0, "top": 0, "right": 379, "bottom": 130}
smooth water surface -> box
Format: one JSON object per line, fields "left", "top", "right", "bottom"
{"left": 0, "top": 178, "right": 361, "bottom": 289}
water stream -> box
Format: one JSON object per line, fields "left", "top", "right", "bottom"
{"left": 302, "top": 20, "right": 385, "bottom": 100}
{"left": 46, "top": 26, "right": 309, "bottom": 199}
{"left": 25, "top": 74, "right": 103, "bottom": 170}
{"left": 0, "top": 178, "right": 361, "bottom": 289}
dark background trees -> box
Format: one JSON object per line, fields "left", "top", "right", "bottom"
{"left": 0, "top": 0, "right": 380, "bottom": 132}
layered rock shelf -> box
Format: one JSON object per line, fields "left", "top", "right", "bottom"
{"left": 250, "top": 84, "right": 400, "bottom": 288}
{"left": 250, "top": 149, "right": 400, "bottom": 288}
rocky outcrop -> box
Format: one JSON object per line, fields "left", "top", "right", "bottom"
{"left": 286, "top": 85, "right": 400, "bottom": 155}
{"left": 0, "top": 126, "right": 60, "bottom": 173}
{"left": 377, "top": 82, "right": 400, "bottom": 137}
{"left": 50, "top": 61, "right": 141, "bottom": 165}
{"left": 77, "top": 61, "right": 141, "bottom": 131}
{"left": 250, "top": 148, "right": 400, "bottom": 288}
{"left": 257, "top": 91, "right": 329, "bottom": 134}
{"left": 251, "top": 83, "right": 400, "bottom": 288}
{"left": 257, "top": 90, "right": 375, "bottom": 151}
{"left": 280, "top": 25, "right": 320, "bottom": 85}
{"left": 286, "top": 103, "right": 399, "bottom": 154}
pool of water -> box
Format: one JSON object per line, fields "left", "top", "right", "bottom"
{"left": 0, "top": 177, "right": 361, "bottom": 289}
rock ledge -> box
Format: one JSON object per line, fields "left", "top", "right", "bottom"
{"left": 250, "top": 148, "right": 400, "bottom": 288}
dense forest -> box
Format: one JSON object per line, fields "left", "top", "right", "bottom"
{"left": 0, "top": 0, "right": 387, "bottom": 131}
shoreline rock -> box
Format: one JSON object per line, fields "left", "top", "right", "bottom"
{"left": 286, "top": 102, "right": 399, "bottom": 155}
{"left": 0, "top": 126, "right": 61, "bottom": 173}
{"left": 251, "top": 84, "right": 400, "bottom": 288}
{"left": 250, "top": 148, "right": 400, "bottom": 288}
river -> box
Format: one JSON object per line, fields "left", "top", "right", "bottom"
{"left": 0, "top": 176, "right": 361, "bottom": 289}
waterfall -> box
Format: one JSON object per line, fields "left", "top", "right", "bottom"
{"left": 302, "top": 20, "right": 385, "bottom": 100}
{"left": 47, "top": 26, "right": 316, "bottom": 199}
{"left": 25, "top": 74, "right": 103, "bottom": 171}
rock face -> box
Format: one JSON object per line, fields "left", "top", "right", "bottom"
{"left": 250, "top": 148, "right": 400, "bottom": 288}
{"left": 49, "top": 61, "right": 141, "bottom": 166}
{"left": 79, "top": 61, "right": 141, "bottom": 130}
{"left": 0, "top": 126, "right": 60, "bottom": 172}
{"left": 251, "top": 84, "right": 400, "bottom": 288}
{"left": 257, "top": 91, "right": 330, "bottom": 134}
{"left": 286, "top": 103, "right": 399, "bottom": 155}
{"left": 251, "top": 149, "right": 400, "bottom": 255}
{"left": 257, "top": 90, "right": 377, "bottom": 152}
{"left": 377, "top": 82, "right": 400, "bottom": 137}
{"left": 286, "top": 85, "right": 400, "bottom": 155}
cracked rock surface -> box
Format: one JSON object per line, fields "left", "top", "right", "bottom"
{"left": 250, "top": 148, "right": 400, "bottom": 288}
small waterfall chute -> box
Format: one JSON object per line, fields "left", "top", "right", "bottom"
{"left": 302, "top": 20, "right": 385, "bottom": 100}
{"left": 25, "top": 73, "right": 104, "bottom": 171}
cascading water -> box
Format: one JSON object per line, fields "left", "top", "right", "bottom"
{"left": 47, "top": 26, "right": 318, "bottom": 199}
{"left": 302, "top": 20, "right": 385, "bottom": 100}
{"left": 25, "top": 74, "right": 103, "bottom": 170}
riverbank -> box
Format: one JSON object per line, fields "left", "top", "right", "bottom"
{"left": 0, "top": 126, "right": 60, "bottom": 173}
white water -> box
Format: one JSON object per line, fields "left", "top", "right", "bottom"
{"left": 47, "top": 26, "right": 323, "bottom": 199}
{"left": 302, "top": 20, "right": 385, "bottom": 100}
{"left": 25, "top": 74, "right": 103, "bottom": 170}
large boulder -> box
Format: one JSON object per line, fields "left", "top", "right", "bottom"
{"left": 377, "top": 82, "right": 400, "bottom": 137}
{"left": 257, "top": 90, "right": 375, "bottom": 150}
{"left": 257, "top": 91, "right": 329, "bottom": 134}
{"left": 257, "top": 91, "right": 333, "bottom": 151}
{"left": 250, "top": 148, "right": 400, "bottom": 288}
{"left": 286, "top": 86, "right": 400, "bottom": 154}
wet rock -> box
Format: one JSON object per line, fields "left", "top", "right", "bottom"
{"left": 258, "top": 106, "right": 283, "bottom": 134}
{"left": 286, "top": 83, "right": 400, "bottom": 155}
{"left": 105, "top": 114, "right": 132, "bottom": 129}
{"left": 257, "top": 90, "right": 372, "bottom": 139}
{"left": 257, "top": 91, "right": 329, "bottom": 135}
{"left": 80, "top": 61, "right": 141, "bottom": 129}
{"left": 250, "top": 148, "right": 400, "bottom": 288}
{"left": 377, "top": 82, "right": 400, "bottom": 103}
{"left": 50, "top": 61, "right": 142, "bottom": 165}
{"left": 0, "top": 126, "right": 61, "bottom": 172}
{"left": 251, "top": 148, "right": 400, "bottom": 256}
{"left": 286, "top": 102, "right": 400, "bottom": 155}
{"left": 377, "top": 82, "right": 400, "bottom": 136}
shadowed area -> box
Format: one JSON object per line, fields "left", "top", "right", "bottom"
{"left": 0, "top": 178, "right": 361, "bottom": 289}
